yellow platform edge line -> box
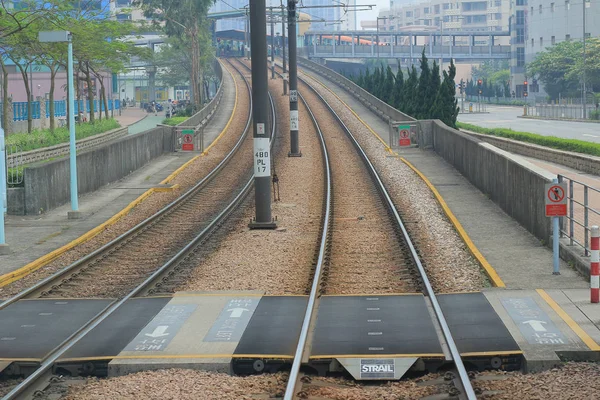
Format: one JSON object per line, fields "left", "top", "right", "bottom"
{"left": 172, "top": 293, "right": 264, "bottom": 297}
{"left": 400, "top": 157, "right": 505, "bottom": 288}
{"left": 460, "top": 350, "right": 524, "bottom": 357}
{"left": 59, "top": 354, "right": 294, "bottom": 362}
{"left": 536, "top": 289, "right": 600, "bottom": 351}
{"left": 0, "top": 59, "right": 240, "bottom": 290}
{"left": 309, "top": 353, "right": 444, "bottom": 360}
{"left": 0, "top": 358, "right": 41, "bottom": 362}
{"left": 300, "top": 68, "right": 504, "bottom": 289}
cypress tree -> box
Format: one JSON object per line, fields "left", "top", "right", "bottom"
{"left": 364, "top": 67, "right": 372, "bottom": 92}
{"left": 403, "top": 65, "right": 419, "bottom": 117}
{"left": 427, "top": 60, "right": 441, "bottom": 118}
{"left": 356, "top": 69, "right": 364, "bottom": 88}
{"left": 416, "top": 50, "right": 431, "bottom": 119}
{"left": 431, "top": 60, "right": 459, "bottom": 128}
{"left": 372, "top": 66, "right": 381, "bottom": 97}
{"left": 382, "top": 65, "right": 395, "bottom": 105}
{"left": 392, "top": 66, "right": 404, "bottom": 111}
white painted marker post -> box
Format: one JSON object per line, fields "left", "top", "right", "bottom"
{"left": 591, "top": 225, "right": 599, "bottom": 303}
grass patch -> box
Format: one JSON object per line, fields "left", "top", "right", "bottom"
{"left": 6, "top": 119, "right": 121, "bottom": 152}
{"left": 457, "top": 122, "right": 600, "bottom": 157}
{"left": 161, "top": 116, "right": 189, "bottom": 126}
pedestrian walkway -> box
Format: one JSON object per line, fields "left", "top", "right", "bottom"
{"left": 113, "top": 107, "right": 148, "bottom": 128}
{"left": 128, "top": 114, "right": 164, "bottom": 135}
{"left": 0, "top": 60, "right": 237, "bottom": 276}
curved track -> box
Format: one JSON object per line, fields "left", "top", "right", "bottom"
{"left": 1, "top": 61, "right": 278, "bottom": 400}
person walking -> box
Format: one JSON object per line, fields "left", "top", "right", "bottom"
{"left": 152, "top": 101, "right": 157, "bottom": 116}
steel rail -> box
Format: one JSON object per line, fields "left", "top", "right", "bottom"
{"left": 0, "top": 60, "right": 250, "bottom": 310}
{"left": 281, "top": 64, "right": 476, "bottom": 400}
{"left": 2, "top": 63, "right": 277, "bottom": 400}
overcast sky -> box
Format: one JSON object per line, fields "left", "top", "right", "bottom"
{"left": 355, "top": 0, "right": 390, "bottom": 24}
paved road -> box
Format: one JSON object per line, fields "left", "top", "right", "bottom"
{"left": 128, "top": 114, "right": 165, "bottom": 135}
{"left": 458, "top": 105, "right": 600, "bottom": 143}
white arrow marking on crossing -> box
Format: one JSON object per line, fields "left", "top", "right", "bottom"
{"left": 145, "top": 325, "right": 170, "bottom": 338}
{"left": 523, "top": 320, "right": 547, "bottom": 332}
{"left": 227, "top": 308, "right": 249, "bottom": 318}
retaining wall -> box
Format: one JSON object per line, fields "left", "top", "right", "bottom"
{"left": 461, "top": 129, "right": 600, "bottom": 176}
{"left": 10, "top": 126, "right": 172, "bottom": 215}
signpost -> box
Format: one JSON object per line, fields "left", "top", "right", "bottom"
{"left": 545, "top": 180, "right": 567, "bottom": 275}
{"left": 398, "top": 125, "right": 411, "bottom": 147}
{"left": 181, "top": 129, "right": 194, "bottom": 151}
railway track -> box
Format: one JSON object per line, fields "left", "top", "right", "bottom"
{"left": 0, "top": 60, "right": 251, "bottom": 304}
{"left": 0, "top": 60, "right": 278, "bottom": 400}
{"left": 270, "top": 61, "right": 477, "bottom": 399}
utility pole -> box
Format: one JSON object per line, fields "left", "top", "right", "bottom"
{"left": 270, "top": 8, "right": 275, "bottom": 79}
{"left": 245, "top": 9, "right": 250, "bottom": 59}
{"left": 249, "top": 0, "right": 276, "bottom": 229}
{"left": 282, "top": 4, "right": 288, "bottom": 95}
{"left": 288, "top": 0, "right": 301, "bottom": 157}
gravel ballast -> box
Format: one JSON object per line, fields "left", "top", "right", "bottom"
{"left": 0, "top": 61, "right": 250, "bottom": 299}
{"left": 299, "top": 70, "right": 487, "bottom": 293}
{"left": 178, "top": 59, "right": 324, "bottom": 295}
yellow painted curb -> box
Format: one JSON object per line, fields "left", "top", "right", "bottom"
{"left": 536, "top": 289, "right": 600, "bottom": 351}
{"left": 0, "top": 59, "right": 240, "bottom": 289}
{"left": 301, "top": 69, "right": 504, "bottom": 288}
{"left": 401, "top": 157, "right": 505, "bottom": 288}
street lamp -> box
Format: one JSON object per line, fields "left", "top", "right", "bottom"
{"left": 39, "top": 31, "right": 80, "bottom": 217}
{"left": 376, "top": 16, "right": 395, "bottom": 58}
{"left": 583, "top": 0, "right": 590, "bottom": 119}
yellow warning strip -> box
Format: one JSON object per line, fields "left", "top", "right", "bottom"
{"left": 309, "top": 353, "right": 444, "bottom": 360}
{"left": 0, "top": 59, "right": 240, "bottom": 290}
{"left": 536, "top": 289, "right": 600, "bottom": 351}
{"left": 300, "top": 69, "right": 504, "bottom": 288}
{"left": 0, "top": 358, "right": 41, "bottom": 362}
{"left": 460, "top": 350, "right": 524, "bottom": 357}
{"left": 400, "top": 158, "right": 505, "bottom": 288}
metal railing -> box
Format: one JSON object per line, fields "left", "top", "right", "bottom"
{"left": 558, "top": 175, "right": 600, "bottom": 256}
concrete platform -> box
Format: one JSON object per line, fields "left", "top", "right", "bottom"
{"left": 1, "top": 63, "right": 237, "bottom": 276}
{"left": 108, "top": 291, "right": 265, "bottom": 376}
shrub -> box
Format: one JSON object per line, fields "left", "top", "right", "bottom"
{"left": 161, "top": 116, "right": 189, "bottom": 126}
{"left": 457, "top": 122, "right": 600, "bottom": 157}
{"left": 6, "top": 119, "right": 120, "bottom": 152}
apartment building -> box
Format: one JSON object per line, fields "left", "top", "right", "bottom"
{"left": 380, "top": 0, "right": 511, "bottom": 45}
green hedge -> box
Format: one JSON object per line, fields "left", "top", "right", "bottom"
{"left": 457, "top": 122, "right": 600, "bottom": 157}
{"left": 161, "top": 116, "right": 189, "bottom": 126}
{"left": 6, "top": 119, "right": 120, "bottom": 152}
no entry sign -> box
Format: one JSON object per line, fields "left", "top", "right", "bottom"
{"left": 545, "top": 182, "right": 567, "bottom": 217}
{"left": 398, "top": 125, "right": 411, "bottom": 147}
{"left": 182, "top": 129, "right": 194, "bottom": 151}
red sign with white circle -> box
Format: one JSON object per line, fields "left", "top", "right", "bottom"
{"left": 545, "top": 183, "right": 567, "bottom": 217}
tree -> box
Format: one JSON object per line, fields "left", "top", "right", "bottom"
{"left": 416, "top": 50, "right": 431, "bottom": 119}
{"left": 428, "top": 61, "right": 441, "bottom": 116}
{"left": 403, "top": 65, "right": 419, "bottom": 117}
{"left": 391, "top": 65, "right": 404, "bottom": 110}
{"left": 135, "top": 0, "right": 216, "bottom": 110}
{"left": 382, "top": 65, "right": 395, "bottom": 105}
{"left": 431, "top": 60, "right": 459, "bottom": 128}
{"left": 0, "top": 0, "right": 60, "bottom": 40}
{"left": 528, "top": 40, "right": 583, "bottom": 100}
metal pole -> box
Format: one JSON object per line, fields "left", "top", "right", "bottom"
{"left": 582, "top": 0, "right": 587, "bottom": 119}
{"left": 288, "top": 0, "right": 301, "bottom": 156}
{"left": 585, "top": 185, "right": 589, "bottom": 256}
{"left": 376, "top": 18, "right": 380, "bottom": 58}
{"left": 282, "top": 5, "right": 287, "bottom": 95}
{"left": 249, "top": 0, "right": 275, "bottom": 229}
{"left": 271, "top": 8, "right": 275, "bottom": 79}
{"left": 570, "top": 179, "right": 574, "bottom": 246}
{"left": 0, "top": 123, "right": 6, "bottom": 250}
{"left": 553, "top": 178, "right": 560, "bottom": 275}
{"left": 67, "top": 36, "right": 79, "bottom": 213}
